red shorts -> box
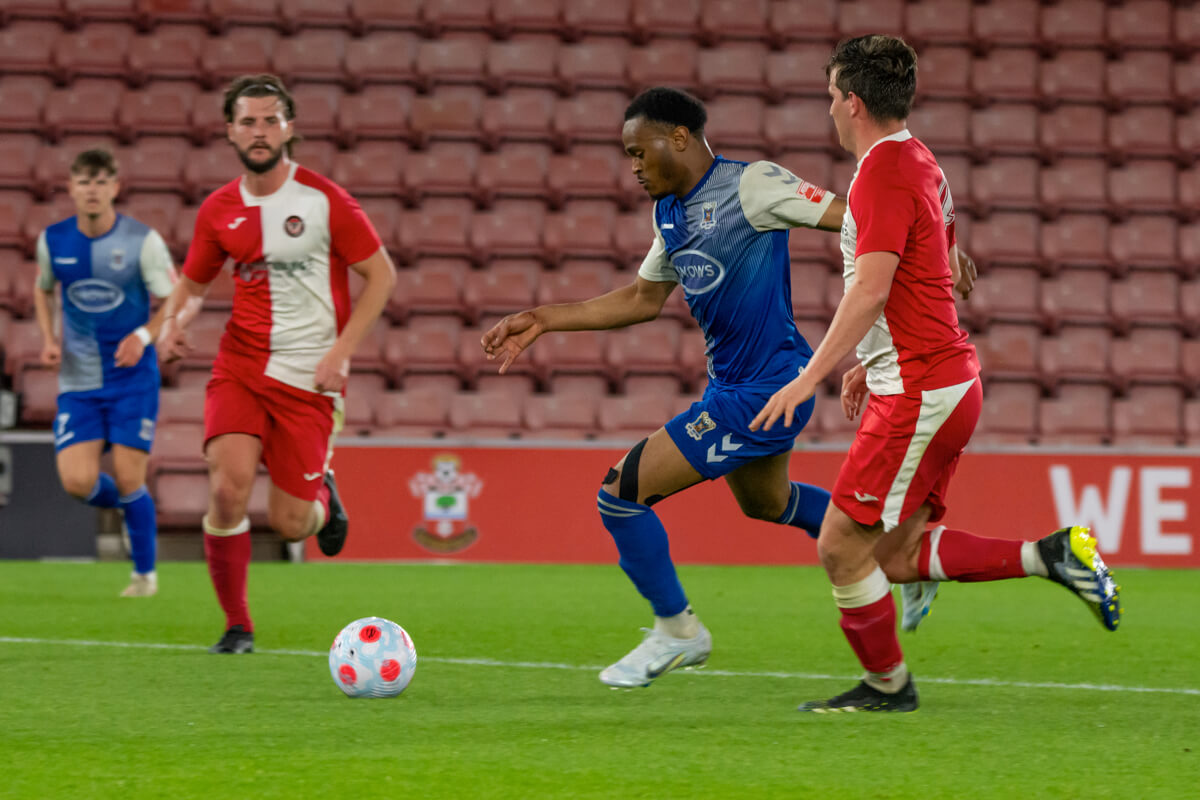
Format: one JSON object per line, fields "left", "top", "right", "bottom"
{"left": 833, "top": 377, "right": 981, "bottom": 531}
{"left": 204, "top": 351, "right": 342, "bottom": 501}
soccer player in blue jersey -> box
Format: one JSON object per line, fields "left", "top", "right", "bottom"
{"left": 33, "top": 148, "right": 178, "bottom": 597}
{"left": 482, "top": 87, "right": 865, "bottom": 687}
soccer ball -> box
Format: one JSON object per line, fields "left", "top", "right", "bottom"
{"left": 329, "top": 616, "right": 418, "bottom": 698}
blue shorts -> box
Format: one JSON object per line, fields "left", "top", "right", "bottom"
{"left": 664, "top": 381, "right": 816, "bottom": 480}
{"left": 54, "top": 386, "right": 159, "bottom": 453}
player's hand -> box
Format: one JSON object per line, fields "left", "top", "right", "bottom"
{"left": 314, "top": 345, "right": 350, "bottom": 394}
{"left": 481, "top": 310, "right": 543, "bottom": 375}
{"left": 841, "top": 363, "right": 868, "bottom": 421}
{"left": 114, "top": 331, "right": 145, "bottom": 368}
{"left": 955, "top": 248, "right": 977, "bottom": 300}
{"left": 39, "top": 340, "right": 61, "bottom": 368}
{"left": 749, "top": 370, "right": 817, "bottom": 432}
{"left": 157, "top": 318, "right": 192, "bottom": 363}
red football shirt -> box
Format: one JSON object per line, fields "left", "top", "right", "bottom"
{"left": 839, "top": 130, "right": 978, "bottom": 395}
{"left": 183, "top": 162, "right": 381, "bottom": 393}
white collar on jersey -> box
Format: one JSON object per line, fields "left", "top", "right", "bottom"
{"left": 238, "top": 161, "right": 299, "bottom": 206}
{"left": 856, "top": 128, "right": 913, "bottom": 167}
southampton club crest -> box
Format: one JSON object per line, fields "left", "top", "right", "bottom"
{"left": 408, "top": 454, "right": 483, "bottom": 554}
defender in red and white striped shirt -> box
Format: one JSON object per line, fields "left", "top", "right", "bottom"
{"left": 159, "top": 74, "right": 397, "bottom": 654}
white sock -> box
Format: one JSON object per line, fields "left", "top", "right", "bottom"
{"left": 654, "top": 606, "right": 700, "bottom": 639}
{"left": 203, "top": 515, "right": 250, "bottom": 537}
{"left": 133, "top": 570, "right": 157, "bottom": 582}
{"left": 1020, "top": 541, "right": 1048, "bottom": 577}
{"left": 864, "top": 661, "right": 909, "bottom": 694}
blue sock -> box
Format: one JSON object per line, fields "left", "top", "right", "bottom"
{"left": 85, "top": 474, "right": 120, "bottom": 508}
{"left": 120, "top": 487, "right": 157, "bottom": 575}
{"left": 775, "top": 481, "right": 831, "bottom": 540}
{"left": 596, "top": 491, "right": 688, "bottom": 617}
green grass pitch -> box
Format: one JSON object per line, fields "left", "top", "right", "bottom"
{"left": 0, "top": 560, "right": 1196, "bottom": 799}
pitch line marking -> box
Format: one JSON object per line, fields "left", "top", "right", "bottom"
{"left": 1, "top": 636, "right": 1196, "bottom": 698}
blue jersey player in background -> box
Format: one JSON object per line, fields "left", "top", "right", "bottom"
{"left": 482, "top": 87, "right": 851, "bottom": 688}
{"left": 33, "top": 148, "right": 177, "bottom": 598}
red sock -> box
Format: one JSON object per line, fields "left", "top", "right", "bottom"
{"left": 204, "top": 532, "right": 253, "bottom": 632}
{"left": 316, "top": 482, "right": 331, "bottom": 525}
{"left": 839, "top": 594, "right": 903, "bottom": 674}
{"left": 920, "top": 527, "right": 1026, "bottom": 582}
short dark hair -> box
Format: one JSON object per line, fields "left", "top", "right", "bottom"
{"left": 826, "top": 35, "right": 918, "bottom": 123}
{"left": 624, "top": 87, "right": 707, "bottom": 134}
{"left": 70, "top": 148, "right": 118, "bottom": 178}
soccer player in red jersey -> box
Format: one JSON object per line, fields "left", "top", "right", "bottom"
{"left": 158, "top": 74, "right": 397, "bottom": 654}
{"left": 751, "top": 36, "right": 1121, "bottom": 712}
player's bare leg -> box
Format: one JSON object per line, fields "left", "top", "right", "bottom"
{"left": 597, "top": 427, "right": 713, "bottom": 688}
{"left": 112, "top": 444, "right": 158, "bottom": 597}
{"left": 203, "top": 433, "right": 260, "bottom": 653}
{"left": 267, "top": 473, "right": 348, "bottom": 557}
{"left": 55, "top": 439, "right": 106, "bottom": 500}
{"left": 724, "top": 451, "right": 829, "bottom": 539}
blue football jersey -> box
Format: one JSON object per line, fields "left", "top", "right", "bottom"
{"left": 639, "top": 157, "right": 835, "bottom": 389}
{"left": 37, "top": 214, "right": 175, "bottom": 394}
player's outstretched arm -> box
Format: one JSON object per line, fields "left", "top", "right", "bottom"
{"left": 481, "top": 277, "right": 676, "bottom": 374}
{"left": 315, "top": 246, "right": 397, "bottom": 394}
{"left": 31, "top": 283, "right": 61, "bottom": 367}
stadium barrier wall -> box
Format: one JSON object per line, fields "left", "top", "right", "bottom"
{"left": 308, "top": 442, "right": 1200, "bottom": 568}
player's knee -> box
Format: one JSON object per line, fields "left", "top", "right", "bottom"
{"left": 268, "top": 505, "right": 310, "bottom": 542}
{"left": 735, "top": 493, "right": 787, "bottom": 522}
{"left": 209, "top": 475, "right": 251, "bottom": 520}
{"left": 113, "top": 474, "right": 145, "bottom": 497}
{"left": 59, "top": 469, "right": 98, "bottom": 499}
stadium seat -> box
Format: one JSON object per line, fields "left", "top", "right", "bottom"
{"left": 624, "top": 374, "right": 688, "bottom": 398}
{"left": 971, "top": 104, "right": 1039, "bottom": 159}
{"left": 974, "top": 322, "right": 1041, "bottom": 384}
{"left": 0, "top": 136, "right": 41, "bottom": 195}
{"left": 1039, "top": 324, "right": 1112, "bottom": 390}
{"left": 384, "top": 314, "right": 462, "bottom": 383}
{"left": 1040, "top": 268, "right": 1112, "bottom": 331}
{"left": 389, "top": 257, "right": 468, "bottom": 322}
{"left": 763, "top": 99, "right": 838, "bottom": 155}
{"left": 149, "top": 422, "right": 205, "bottom": 475}
{"left": 1186, "top": 398, "right": 1200, "bottom": 446}
{"left": 396, "top": 197, "right": 474, "bottom": 263}
{"left": 1041, "top": 214, "right": 1114, "bottom": 274}
{"left": 52, "top": 22, "right": 133, "bottom": 84}
{"left": 1039, "top": 0, "right": 1107, "bottom": 52}
{"left": 492, "top": 0, "right": 563, "bottom": 37}
{"left": 971, "top": 0, "right": 1040, "bottom": 52}
{"left": 537, "top": 259, "right": 617, "bottom": 306}
{"left": 158, "top": 386, "right": 206, "bottom": 425}
{"left": 271, "top": 29, "right": 349, "bottom": 86}
{"left": 907, "top": 101, "right": 971, "bottom": 156}
{"left": 522, "top": 392, "right": 600, "bottom": 440}
{"left": 168, "top": 203, "right": 199, "bottom": 257}
{"left": 343, "top": 31, "right": 418, "bottom": 90}
{"left": 627, "top": 38, "right": 699, "bottom": 93}
{"left": 292, "top": 138, "right": 336, "bottom": 176}
{"left": 1038, "top": 50, "right": 1107, "bottom": 108}
{"left": 1107, "top": 51, "right": 1174, "bottom": 111}
{"left": 973, "top": 381, "right": 1040, "bottom": 446}
{"left": 1112, "top": 385, "right": 1184, "bottom": 447}
{"left": 529, "top": 328, "right": 610, "bottom": 384}
{"left": 970, "top": 48, "right": 1040, "bottom": 105}
{"left": 278, "top": 0, "right": 355, "bottom": 33}
{"left": 1181, "top": 225, "right": 1200, "bottom": 280}
{"left": 814, "top": 386, "right": 860, "bottom": 443}
{"left": 346, "top": 0, "right": 422, "bottom": 34}
{"left": 963, "top": 265, "right": 1042, "bottom": 332}
{"left": 765, "top": 47, "right": 838, "bottom": 102}
{"left": 696, "top": 43, "right": 768, "bottom": 98}
{"left": 561, "top": 0, "right": 633, "bottom": 38}
{"left": 120, "top": 193, "right": 183, "bottom": 247}
{"left": 409, "top": 86, "right": 485, "bottom": 148}
{"left": 469, "top": 199, "right": 547, "bottom": 263}
{"left": 704, "top": 95, "right": 769, "bottom": 152}
{"left": 330, "top": 141, "right": 405, "bottom": 200}
{"left": 448, "top": 390, "right": 524, "bottom": 438}
{"left": 481, "top": 88, "right": 559, "bottom": 148}
{"left": 1040, "top": 105, "right": 1108, "bottom": 161}
{"left": 118, "top": 138, "right": 190, "bottom": 197}
{"left": 1110, "top": 327, "right": 1184, "bottom": 393}
{"left": 968, "top": 212, "right": 1042, "bottom": 271}
{"left": 43, "top": 78, "right": 125, "bottom": 140}
{"left": 542, "top": 200, "right": 618, "bottom": 262}
{"left": 546, "top": 146, "right": 624, "bottom": 208}
{"left": 766, "top": 0, "right": 836, "bottom": 46}
{"left": 1107, "top": 0, "right": 1172, "bottom": 54}
{"left": 461, "top": 260, "right": 539, "bottom": 323}
{"left": 596, "top": 392, "right": 677, "bottom": 442}
{"left": 613, "top": 209, "right": 659, "bottom": 267}
{"left": 20, "top": 194, "right": 78, "bottom": 258}
{"left": 342, "top": 373, "right": 383, "bottom": 435}
{"left": 1109, "top": 216, "right": 1180, "bottom": 273}
{"left": 970, "top": 157, "right": 1040, "bottom": 217}
{"left": 553, "top": 90, "right": 631, "bottom": 149}
{"left": 913, "top": 47, "right": 973, "bottom": 104}
{"left": 1110, "top": 272, "right": 1182, "bottom": 333}
{"left": 117, "top": 79, "right": 197, "bottom": 140}
{"left": 0, "top": 21, "right": 65, "bottom": 77}
{"left": 373, "top": 388, "right": 450, "bottom": 438}
{"left": 16, "top": 365, "right": 59, "bottom": 424}
{"left": 1040, "top": 158, "right": 1110, "bottom": 218}
{"left": 1107, "top": 107, "right": 1178, "bottom": 163}
{"left": 339, "top": 85, "right": 415, "bottom": 146}
{"left": 4, "top": 319, "right": 45, "bottom": 377}
{"left": 0, "top": 192, "right": 35, "bottom": 250}
{"left": 790, "top": 260, "right": 834, "bottom": 320}
{"left": 1107, "top": 160, "right": 1178, "bottom": 219}
{"left": 206, "top": 0, "right": 284, "bottom": 32}
{"left": 182, "top": 141, "right": 238, "bottom": 202}
{"left": 1176, "top": 113, "right": 1200, "bottom": 167}
{"left": 1039, "top": 384, "right": 1112, "bottom": 446}
{"left": 187, "top": 87, "right": 225, "bottom": 143}
{"left": 604, "top": 318, "right": 682, "bottom": 383}
{"left": 476, "top": 143, "right": 552, "bottom": 206}
{"left": 198, "top": 28, "right": 278, "bottom": 90}
{"left": 557, "top": 37, "right": 631, "bottom": 95}
{"left": 906, "top": 0, "right": 971, "bottom": 48}
{"left": 1176, "top": 54, "right": 1200, "bottom": 111}
{"left": 422, "top": 0, "right": 492, "bottom": 36}
{"left": 628, "top": 0, "right": 700, "bottom": 42}
{"left": 402, "top": 141, "right": 480, "bottom": 206}
{"left": 126, "top": 24, "right": 206, "bottom": 85}
{"left": 696, "top": 0, "right": 768, "bottom": 44}
{"left": 838, "top": 0, "right": 904, "bottom": 39}
{"left": 486, "top": 35, "right": 561, "bottom": 94}
{"left": 413, "top": 33, "right": 488, "bottom": 92}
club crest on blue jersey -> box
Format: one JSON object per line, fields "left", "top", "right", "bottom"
{"left": 110, "top": 249, "right": 128, "bottom": 271}
{"left": 685, "top": 410, "right": 717, "bottom": 441}
{"left": 700, "top": 201, "right": 717, "bottom": 232}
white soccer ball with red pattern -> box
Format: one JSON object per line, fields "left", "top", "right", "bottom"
{"left": 329, "top": 617, "right": 418, "bottom": 698}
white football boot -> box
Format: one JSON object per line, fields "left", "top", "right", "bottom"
{"left": 899, "top": 581, "right": 939, "bottom": 632}
{"left": 599, "top": 624, "right": 712, "bottom": 688}
{"left": 119, "top": 571, "right": 158, "bottom": 598}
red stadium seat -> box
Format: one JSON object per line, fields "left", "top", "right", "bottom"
{"left": 546, "top": 146, "right": 623, "bottom": 208}
{"left": 0, "top": 136, "right": 41, "bottom": 195}
{"left": 1110, "top": 272, "right": 1182, "bottom": 332}
{"left": 906, "top": 0, "right": 971, "bottom": 48}
{"left": 968, "top": 212, "right": 1042, "bottom": 271}
{"left": 1040, "top": 268, "right": 1112, "bottom": 331}
{"left": 814, "top": 386, "right": 859, "bottom": 443}
{"left": 1040, "top": 158, "right": 1110, "bottom": 218}
{"left": 604, "top": 318, "right": 682, "bottom": 383}
{"left": 481, "top": 88, "right": 559, "bottom": 148}
{"left": 469, "top": 199, "right": 547, "bottom": 263}
{"left": 492, "top": 0, "right": 562, "bottom": 36}
{"left": 126, "top": 24, "right": 205, "bottom": 85}
{"left": 1039, "top": 384, "right": 1112, "bottom": 446}
{"left": 963, "top": 265, "right": 1042, "bottom": 331}
{"left": 373, "top": 389, "right": 450, "bottom": 438}
{"left": 767, "top": 0, "right": 836, "bottom": 45}
{"left": 553, "top": 90, "right": 630, "bottom": 149}
{"left": 907, "top": 102, "right": 971, "bottom": 156}
{"left": 1107, "top": 0, "right": 1172, "bottom": 53}
{"left": 1041, "top": 214, "right": 1114, "bottom": 274}
{"left": 476, "top": 143, "right": 552, "bottom": 206}
{"left": 763, "top": 98, "right": 838, "bottom": 155}
{"left": 449, "top": 387, "right": 526, "bottom": 438}
{"left": 1176, "top": 54, "right": 1200, "bottom": 111}
{"left": 1040, "top": 105, "right": 1108, "bottom": 161}
{"left": 537, "top": 259, "right": 617, "bottom": 305}
{"left": 1107, "top": 160, "right": 1178, "bottom": 219}
{"left": 16, "top": 365, "right": 59, "bottom": 424}
{"left": 1039, "top": 324, "right": 1112, "bottom": 390}
{"left": 397, "top": 197, "right": 474, "bottom": 262}
{"left": 344, "top": 31, "right": 418, "bottom": 90}
{"left": 704, "top": 95, "right": 768, "bottom": 151}
{"left": 158, "top": 387, "right": 206, "bottom": 425}
{"left": 330, "top": 141, "right": 405, "bottom": 200}
{"left": 1112, "top": 385, "right": 1183, "bottom": 447}
{"left": 414, "top": 33, "right": 489, "bottom": 91}
{"left": 971, "top": 0, "right": 1040, "bottom": 52}
{"left": 629, "top": 0, "right": 701, "bottom": 41}
{"left": 4, "top": 319, "right": 45, "bottom": 376}
{"left": 1108, "top": 216, "right": 1180, "bottom": 273}
{"left": 347, "top": 0, "right": 422, "bottom": 34}
{"left": 697, "top": 0, "right": 769, "bottom": 44}
{"left": 390, "top": 257, "right": 468, "bottom": 322}
{"left": 409, "top": 86, "right": 485, "bottom": 147}
{"left": 1181, "top": 224, "right": 1200, "bottom": 279}
{"left": 0, "top": 21, "right": 64, "bottom": 77}
{"left": 486, "top": 34, "right": 561, "bottom": 93}
{"left": 0, "top": 192, "right": 34, "bottom": 250}
{"left": 613, "top": 209, "right": 659, "bottom": 267}
{"left": 596, "top": 392, "right": 677, "bottom": 441}
{"left": 1107, "top": 52, "right": 1174, "bottom": 111}
{"left": 461, "top": 260, "right": 539, "bottom": 323}
{"left": 558, "top": 37, "right": 631, "bottom": 95}
{"left": 1110, "top": 327, "right": 1184, "bottom": 391}
{"left": 970, "top": 48, "right": 1040, "bottom": 105}
{"left": 271, "top": 29, "right": 349, "bottom": 85}
{"left": 974, "top": 322, "right": 1041, "bottom": 383}
{"left": 522, "top": 392, "right": 600, "bottom": 440}
{"left": 838, "top": 0, "right": 903, "bottom": 39}
{"left": 403, "top": 141, "right": 480, "bottom": 206}
{"left": 971, "top": 104, "right": 1039, "bottom": 159}
{"left": 627, "top": 38, "right": 700, "bottom": 93}
{"left": 117, "top": 80, "right": 197, "bottom": 140}
{"left": 1178, "top": 2, "right": 1200, "bottom": 56}
{"left": 20, "top": 194, "right": 77, "bottom": 257}
{"left": 1181, "top": 280, "right": 1200, "bottom": 338}
{"left": 120, "top": 193, "right": 183, "bottom": 247}
{"left": 384, "top": 314, "right": 462, "bottom": 382}
{"left": 913, "top": 47, "right": 973, "bottom": 104}
{"left": 790, "top": 260, "right": 834, "bottom": 319}
{"left": 182, "top": 141, "right": 238, "bottom": 202}
{"left": 542, "top": 200, "right": 618, "bottom": 262}
{"left": 1107, "top": 107, "right": 1178, "bottom": 163}
{"left": 343, "top": 373, "right": 384, "bottom": 434}
{"left": 973, "top": 381, "right": 1040, "bottom": 446}
{"left": 970, "top": 157, "right": 1040, "bottom": 217}
{"left": 43, "top": 78, "right": 124, "bottom": 140}
{"left": 422, "top": 0, "right": 492, "bottom": 36}
{"left": 765, "top": 47, "right": 838, "bottom": 102}
{"left": 205, "top": 0, "right": 284, "bottom": 31}
{"left": 530, "top": 329, "right": 610, "bottom": 384}
{"left": 52, "top": 22, "right": 133, "bottom": 83}
{"left": 1038, "top": 50, "right": 1106, "bottom": 108}
{"left": 198, "top": 28, "right": 278, "bottom": 90}
{"left": 561, "top": 0, "right": 633, "bottom": 38}
{"left": 149, "top": 422, "right": 205, "bottom": 475}
{"left": 278, "top": 0, "right": 355, "bottom": 33}
{"left": 1039, "top": 0, "right": 1107, "bottom": 51}
{"left": 696, "top": 43, "right": 768, "bottom": 98}
{"left": 340, "top": 85, "right": 415, "bottom": 146}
